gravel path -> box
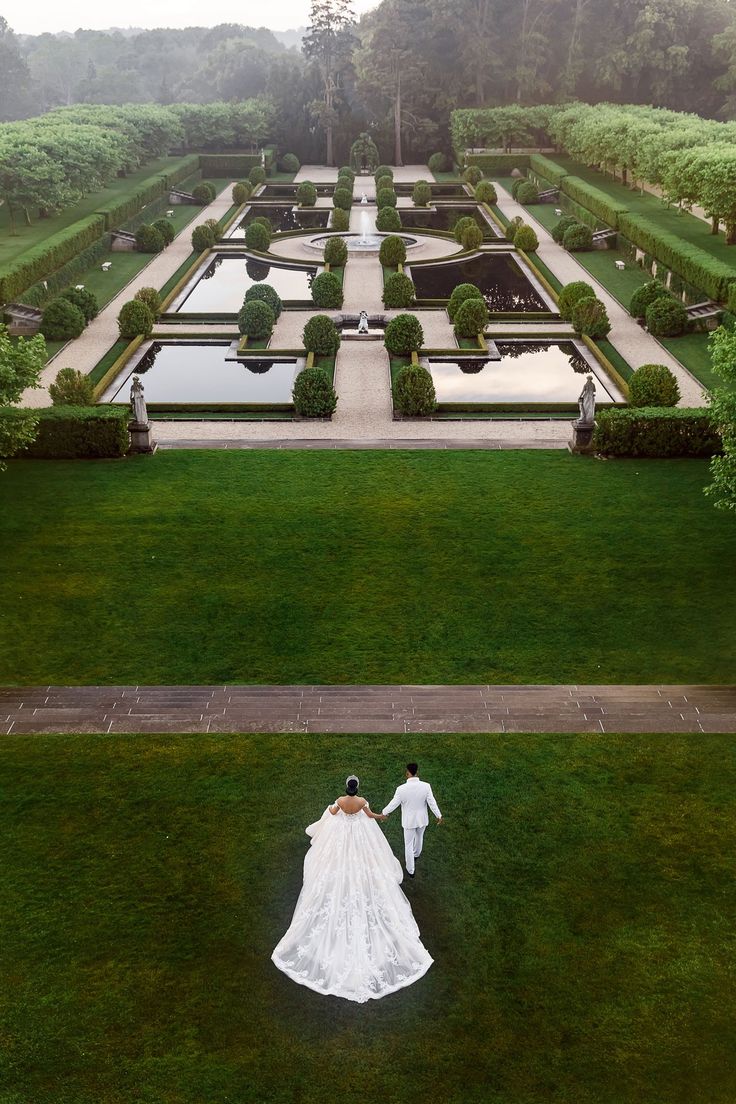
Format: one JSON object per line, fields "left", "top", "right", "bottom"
{"left": 495, "top": 183, "right": 706, "bottom": 406}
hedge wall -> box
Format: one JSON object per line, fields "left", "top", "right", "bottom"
{"left": 559, "top": 176, "right": 629, "bottom": 229}
{"left": 593, "top": 408, "right": 721, "bottom": 458}
{"left": 18, "top": 236, "right": 112, "bottom": 308}
{"left": 0, "top": 214, "right": 107, "bottom": 303}
{"left": 199, "top": 154, "right": 261, "bottom": 177}
{"left": 617, "top": 213, "right": 736, "bottom": 302}
{"left": 95, "top": 175, "right": 170, "bottom": 231}
{"left": 529, "top": 154, "right": 569, "bottom": 187}
{"left": 165, "top": 155, "right": 201, "bottom": 189}
{"left": 0, "top": 405, "right": 130, "bottom": 459}
{"left": 465, "top": 153, "right": 531, "bottom": 174}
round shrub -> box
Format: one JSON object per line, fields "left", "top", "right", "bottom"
{"left": 311, "top": 271, "right": 343, "bottom": 309}
{"left": 460, "top": 222, "right": 483, "bottom": 251}
{"left": 379, "top": 235, "right": 407, "bottom": 267}
{"left": 563, "top": 223, "right": 594, "bottom": 252}
{"left": 237, "top": 299, "right": 275, "bottom": 340}
{"left": 511, "top": 178, "right": 524, "bottom": 200}
{"left": 333, "top": 187, "right": 353, "bottom": 212}
{"left": 558, "top": 280, "right": 596, "bottom": 321}
{"left": 453, "top": 216, "right": 477, "bottom": 244}
{"left": 645, "top": 296, "right": 688, "bottom": 337}
{"left": 453, "top": 297, "right": 489, "bottom": 339}
{"left": 463, "top": 165, "right": 483, "bottom": 186}
{"left": 293, "top": 366, "right": 337, "bottom": 417}
{"left": 474, "top": 180, "right": 497, "bottom": 205}
{"left": 191, "top": 223, "right": 216, "bottom": 252}
{"left": 232, "top": 181, "right": 252, "bottom": 205}
{"left": 48, "top": 367, "right": 95, "bottom": 406}
{"left": 203, "top": 217, "right": 220, "bottom": 236}
{"left": 628, "top": 364, "right": 681, "bottom": 408}
{"left": 338, "top": 166, "right": 356, "bottom": 183}
{"left": 279, "top": 152, "right": 300, "bottom": 173}
{"left": 296, "top": 181, "right": 317, "bottom": 207}
{"left": 384, "top": 313, "right": 424, "bottom": 356}
{"left": 516, "top": 181, "right": 539, "bottom": 205}
{"left": 412, "top": 180, "right": 432, "bottom": 207}
{"left": 192, "top": 182, "right": 216, "bottom": 204}
{"left": 244, "top": 282, "right": 283, "bottom": 319}
{"left": 428, "top": 152, "right": 447, "bottom": 173}
{"left": 324, "top": 236, "right": 348, "bottom": 267}
{"left": 245, "top": 222, "right": 271, "bottom": 252}
{"left": 394, "top": 363, "right": 436, "bottom": 416}
{"left": 249, "top": 166, "right": 267, "bottom": 186}
{"left": 303, "top": 314, "right": 341, "bottom": 357}
{"left": 571, "top": 296, "right": 611, "bottom": 338}
{"left": 375, "top": 175, "right": 394, "bottom": 195}
{"left": 448, "top": 283, "right": 484, "bottom": 322}
{"left": 251, "top": 215, "right": 272, "bottom": 233}
{"left": 551, "top": 215, "right": 579, "bottom": 243}
{"left": 331, "top": 207, "right": 350, "bottom": 232}
{"left": 61, "top": 286, "right": 98, "bottom": 323}
{"left": 152, "top": 217, "right": 176, "bottom": 245}
{"left": 630, "top": 280, "right": 671, "bottom": 318}
{"left": 40, "top": 298, "right": 86, "bottom": 341}
{"left": 514, "top": 224, "right": 539, "bottom": 252}
{"left": 504, "top": 215, "right": 523, "bottom": 243}
{"left": 374, "top": 165, "right": 393, "bottom": 183}
{"left": 134, "top": 286, "right": 162, "bottom": 317}
{"left": 135, "top": 224, "right": 165, "bottom": 253}
{"left": 376, "top": 206, "right": 401, "bottom": 232}
{"left": 117, "top": 299, "right": 153, "bottom": 339}
{"left": 376, "top": 187, "right": 397, "bottom": 210}
{"left": 382, "top": 272, "right": 415, "bottom": 308}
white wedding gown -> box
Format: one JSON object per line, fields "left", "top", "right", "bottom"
{"left": 272, "top": 804, "right": 433, "bottom": 1003}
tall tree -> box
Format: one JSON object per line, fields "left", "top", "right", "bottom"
{"left": 303, "top": 0, "right": 356, "bottom": 165}
{"left": 0, "top": 325, "right": 45, "bottom": 468}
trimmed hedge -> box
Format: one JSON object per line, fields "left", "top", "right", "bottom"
{"left": 382, "top": 272, "right": 415, "bottom": 308}
{"left": 40, "top": 298, "right": 86, "bottom": 341}
{"left": 376, "top": 207, "right": 401, "bottom": 232}
{"left": 593, "top": 408, "right": 720, "bottom": 458}
{"left": 311, "top": 271, "right": 343, "bottom": 309}
{"left": 95, "top": 174, "right": 171, "bottom": 231}
{"left": 199, "top": 154, "right": 260, "bottom": 177}
{"left": 244, "top": 282, "right": 283, "bottom": 319}
{"left": 0, "top": 405, "right": 130, "bottom": 459}
{"left": 560, "top": 176, "right": 628, "bottom": 230}
{"left": 324, "top": 236, "right": 348, "bottom": 267}
{"left": 331, "top": 208, "right": 350, "bottom": 232}
{"left": 303, "top": 315, "right": 341, "bottom": 357}
{"left": 464, "top": 153, "right": 530, "bottom": 174}
{"left": 618, "top": 212, "right": 736, "bottom": 302}
{"left": 16, "top": 236, "right": 112, "bottom": 309}
{"left": 0, "top": 214, "right": 105, "bottom": 303}
{"left": 529, "top": 154, "right": 569, "bottom": 187}
{"left": 379, "top": 235, "right": 406, "bottom": 267}
{"left": 628, "top": 364, "right": 681, "bottom": 408}
{"left": 645, "top": 296, "right": 688, "bottom": 337}
{"left": 385, "top": 314, "right": 424, "bottom": 356}
{"left": 448, "top": 283, "right": 484, "bottom": 322}
{"left": 558, "top": 280, "right": 596, "bottom": 321}
{"left": 453, "top": 297, "right": 489, "bottom": 338}
{"left": 293, "top": 366, "right": 337, "bottom": 418}
{"left": 393, "top": 363, "right": 436, "bottom": 416}
{"left": 238, "top": 299, "right": 274, "bottom": 340}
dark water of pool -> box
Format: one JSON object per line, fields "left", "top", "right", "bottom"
{"left": 175, "top": 254, "right": 318, "bottom": 312}
{"left": 411, "top": 252, "right": 548, "bottom": 311}
{"left": 394, "top": 184, "right": 469, "bottom": 197}
{"left": 232, "top": 205, "right": 330, "bottom": 234}
{"left": 257, "top": 184, "right": 334, "bottom": 198}
{"left": 399, "top": 205, "right": 499, "bottom": 239}
{"left": 108, "top": 343, "right": 299, "bottom": 404}
{"left": 427, "top": 342, "right": 613, "bottom": 405}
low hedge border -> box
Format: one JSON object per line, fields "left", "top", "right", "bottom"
{"left": 199, "top": 154, "right": 262, "bottom": 177}
{"left": 560, "top": 175, "right": 628, "bottom": 230}
{"left": 91, "top": 336, "right": 146, "bottom": 399}
{"left": 529, "top": 154, "right": 569, "bottom": 188}
{"left": 464, "top": 153, "right": 531, "bottom": 174}
{"left": 0, "top": 214, "right": 106, "bottom": 303}
{"left": 593, "top": 408, "right": 721, "bottom": 457}
{"left": 617, "top": 213, "right": 736, "bottom": 303}
{"left": 0, "top": 405, "right": 130, "bottom": 459}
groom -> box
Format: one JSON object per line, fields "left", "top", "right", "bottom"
{"left": 382, "top": 763, "right": 443, "bottom": 877}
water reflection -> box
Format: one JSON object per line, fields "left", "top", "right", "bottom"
{"left": 233, "top": 205, "right": 331, "bottom": 234}
{"left": 176, "top": 253, "right": 318, "bottom": 312}
{"left": 400, "top": 206, "right": 497, "bottom": 239}
{"left": 412, "top": 253, "right": 548, "bottom": 312}
{"left": 427, "top": 342, "right": 614, "bottom": 404}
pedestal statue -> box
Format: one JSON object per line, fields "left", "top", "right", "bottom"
{"left": 568, "top": 374, "right": 596, "bottom": 454}
{"left": 128, "top": 375, "right": 156, "bottom": 454}
{"left": 357, "top": 311, "right": 370, "bottom": 335}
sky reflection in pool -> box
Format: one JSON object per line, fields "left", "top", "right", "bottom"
{"left": 427, "top": 342, "right": 614, "bottom": 404}
{"left": 175, "top": 254, "right": 317, "bottom": 312}
{"left": 232, "top": 205, "right": 330, "bottom": 234}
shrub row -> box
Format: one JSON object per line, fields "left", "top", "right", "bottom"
{"left": 617, "top": 212, "right": 736, "bottom": 302}
{"left": 464, "top": 153, "right": 530, "bottom": 174}
{"left": 199, "top": 154, "right": 262, "bottom": 177}
{"left": 559, "top": 175, "right": 629, "bottom": 230}
{"left": 528, "top": 154, "right": 569, "bottom": 187}
{"left": 0, "top": 406, "right": 130, "bottom": 459}
{"left": 0, "top": 214, "right": 106, "bottom": 303}
{"left": 94, "top": 174, "right": 172, "bottom": 231}
{"left": 165, "top": 155, "right": 202, "bottom": 189}
{"left": 18, "top": 236, "right": 111, "bottom": 308}
{"left": 593, "top": 408, "right": 720, "bottom": 457}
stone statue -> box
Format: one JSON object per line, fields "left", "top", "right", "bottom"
{"left": 360, "top": 193, "right": 368, "bottom": 205}
{"left": 130, "top": 375, "right": 148, "bottom": 426}
{"left": 357, "top": 310, "right": 370, "bottom": 334}
{"left": 575, "top": 375, "right": 596, "bottom": 427}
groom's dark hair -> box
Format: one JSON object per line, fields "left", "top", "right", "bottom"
{"left": 407, "top": 763, "right": 419, "bottom": 776}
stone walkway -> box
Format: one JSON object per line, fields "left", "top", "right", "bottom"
{"left": 495, "top": 183, "right": 706, "bottom": 406}
{"left": 22, "top": 186, "right": 237, "bottom": 407}
{"left": 2, "top": 685, "right": 734, "bottom": 734}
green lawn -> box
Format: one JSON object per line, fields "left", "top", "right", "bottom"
{"left": 1, "top": 732, "right": 733, "bottom": 1104}
{"left": 660, "top": 332, "right": 736, "bottom": 394}
{"left": 1, "top": 451, "right": 734, "bottom": 685}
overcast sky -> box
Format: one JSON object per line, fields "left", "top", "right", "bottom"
{"left": 5, "top": 0, "right": 379, "bottom": 35}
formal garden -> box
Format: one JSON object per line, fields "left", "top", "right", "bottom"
{"left": 1, "top": 5, "right": 736, "bottom": 1102}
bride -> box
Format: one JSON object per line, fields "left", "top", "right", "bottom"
{"left": 272, "top": 775, "right": 433, "bottom": 1003}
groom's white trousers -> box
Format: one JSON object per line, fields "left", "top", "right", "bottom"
{"left": 403, "top": 826, "right": 426, "bottom": 874}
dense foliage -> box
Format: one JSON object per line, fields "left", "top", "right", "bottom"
{"left": 332, "top": 186, "right": 353, "bottom": 211}
{"left": 376, "top": 207, "right": 401, "bottom": 232}
{"left": 563, "top": 223, "right": 594, "bottom": 252}
{"left": 48, "top": 367, "right": 95, "bottom": 406}
{"left": 238, "top": 299, "right": 275, "bottom": 340}
{"left": 244, "top": 222, "right": 271, "bottom": 252}
{"left": 296, "top": 181, "right": 318, "bottom": 207}
{"left": 630, "top": 280, "right": 671, "bottom": 318}
{"left": 244, "top": 283, "right": 283, "bottom": 319}
{"left": 60, "top": 286, "right": 98, "bottom": 323}
{"left": 293, "top": 366, "right": 337, "bottom": 417}
{"left": 117, "top": 299, "right": 154, "bottom": 339}
{"left": 232, "top": 181, "right": 253, "bottom": 205}
{"left": 135, "top": 224, "right": 165, "bottom": 253}
{"left": 40, "top": 297, "right": 86, "bottom": 340}
{"left": 571, "top": 296, "right": 611, "bottom": 337}
{"left": 302, "top": 314, "right": 341, "bottom": 356}
{"left": 393, "top": 363, "right": 436, "bottom": 416}
{"left": 331, "top": 208, "right": 350, "bottom": 231}
{"left": 323, "top": 236, "right": 349, "bottom": 267}
{"left": 382, "top": 272, "right": 415, "bottom": 308}
{"left": 0, "top": 323, "right": 44, "bottom": 464}
{"left": 645, "top": 296, "right": 688, "bottom": 336}
{"left": 594, "top": 408, "right": 720, "bottom": 457}
{"left": 412, "top": 180, "right": 432, "bottom": 207}
{"left": 0, "top": 405, "right": 130, "bottom": 458}
{"left": 453, "top": 297, "right": 490, "bottom": 338}
{"left": 448, "top": 283, "right": 484, "bottom": 321}
{"left": 473, "top": 180, "right": 497, "bottom": 205}
{"left": 558, "top": 280, "right": 596, "bottom": 321}
{"left": 376, "top": 187, "right": 397, "bottom": 210}
{"left": 311, "top": 271, "right": 344, "bottom": 309}
{"left": 628, "top": 364, "right": 681, "bottom": 407}
{"left": 191, "top": 223, "right": 216, "bottom": 252}
{"left": 378, "top": 235, "right": 406, "bottom": 267}
{"left": 192, "top": 181, "right": 216, "bottom": 204}
{"left": 384, "top": 313, "right": 424, "bottom": 356}
{"left": 706, "top": 325, "right": 736, "bottom": 510}
{"left": 514, "top": 224, "right": 539, "bottom": 252}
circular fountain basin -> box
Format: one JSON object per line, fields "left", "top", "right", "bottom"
{"left": 305, "top": 232, "right": 418, "bottom": 257}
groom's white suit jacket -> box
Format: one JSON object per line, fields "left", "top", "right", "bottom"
{"left": 382, "top": 777, "right": 441, "bottom": 828}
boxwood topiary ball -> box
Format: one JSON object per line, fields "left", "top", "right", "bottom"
{"left": 293, "top": 366, "right": 337, "bottom": 417}
{"left": 394, "top": 363, "right": 436, "bottom": 416}
{"left": 384, "top": 313, "right": 424, "bottom": 356}
{"left": 311, "top": 271, "right": 344, "bottom": 309}
{"left": 303, "top": 314, "right": 341, "bottom": 357}
{"left": 238, "top": 299, "right": 275, "bottom": 339}
{"left": 382, "top": 272, "right": 416, "bottom": 309}
{"left": 244, "top": 283, "right": 283, "bottom": 319}
{"left": 453, "top": 297, "right": 490, "bottom": 339}
{"left": 628, "top": 364, "right": 681, "bottom": 407}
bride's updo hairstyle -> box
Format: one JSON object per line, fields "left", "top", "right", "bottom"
{"left": 345, "top": 775, "right": 360, "bottom": 795}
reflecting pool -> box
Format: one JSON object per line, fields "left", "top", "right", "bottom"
{"left": 230, "top": 205, "right": 330, "bottom": 234}
{"left": 398, "top": 205, "right": 499, "bottom": 239}
{"left": 410, "top": 252, "right": 550, "bottom": 311}
{"left": 172, "top": 254, "right": 318, "bottom": 313}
